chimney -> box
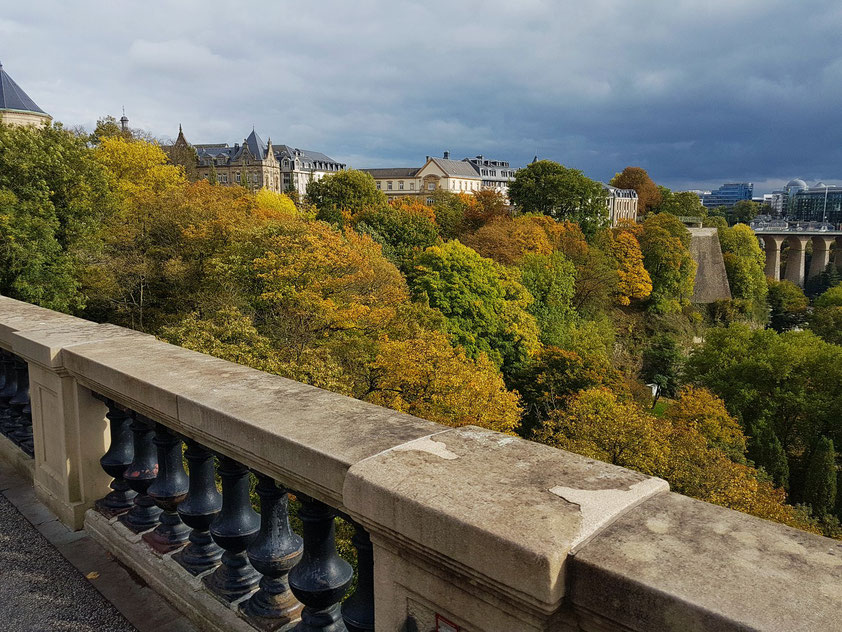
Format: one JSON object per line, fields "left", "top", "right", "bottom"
{"left": 443, "top": 150, "right": 450, "bottom": 159}
{"left": 426, "top": 156, "right": 431, "bottom": 162}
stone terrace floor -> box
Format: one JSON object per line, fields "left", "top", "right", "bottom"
{"left": 0, "top": 463, "right": 196, "bottom": 632}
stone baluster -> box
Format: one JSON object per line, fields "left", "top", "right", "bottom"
{"left": 174, "top": 439, "right": 223, "bottom": 575}
{"left": 289, "top": 496, "right": 353, "bottom": 632}
{"left": 241, "top": 474, "right": 303, "bottom": 625}
{"left": 7, "top": 358, "right": 29, "bottom": 441}
{"left": 119, "top": 413, "right": 162, "bottom": 533}
{"left": 342, "top": 522, "right": 375, "bottom": 632}
{"left": 144, "top": 424, "right": 190, "bottom": 552}
{"left": 204, "top": 455, "right": 260, "bottom": 602}
{"left": 93, "top": 397, "right": 137, "bottom": 516}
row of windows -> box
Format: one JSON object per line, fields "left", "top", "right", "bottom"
{"left": 480, "top": 169, "right": 515, "bottom": 177}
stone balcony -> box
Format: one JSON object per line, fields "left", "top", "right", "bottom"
{"left": 0, "top": 294, "right": 840, "bottom": 632}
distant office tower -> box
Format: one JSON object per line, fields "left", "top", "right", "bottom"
{"left": 697, "top": 183, "right": 753, "bottom": 209}
{"left": 788, "top": 182, "right": 842, "bottom": 225}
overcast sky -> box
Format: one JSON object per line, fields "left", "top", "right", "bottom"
{"left": 3, "top": 0, "right": 841, "bottom": 193}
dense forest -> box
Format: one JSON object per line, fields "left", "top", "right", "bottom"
{"left": 1, "top": 120, "right": 840, "bottom": 538}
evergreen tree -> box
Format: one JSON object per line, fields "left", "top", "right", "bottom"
{"left": 750, "top": 423, "right": 790, "bottom": 489}
{"left": 803, "top": 437, "right": 836, "bottom": 517}
{"left": 208, "top": 163, "right": 218, "bottom": 185}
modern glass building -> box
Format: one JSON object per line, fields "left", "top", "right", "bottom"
{"left": 698, "top": 182, "right": 754, "bottom": 209}
{"left": 788, "top": 183, "right": 842, "bottom": 225}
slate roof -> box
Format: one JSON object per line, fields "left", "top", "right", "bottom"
{"left": 0, "top": 63, "right": 47, "bottom": 114}
{"left": 194, "top": 132, "right": 344, "bottom": 168}
{"left": 428, "top": 157, "right": 481, "bottom": 178}
{"left": 360, "top": 167, "right": 420, "bottom": 178}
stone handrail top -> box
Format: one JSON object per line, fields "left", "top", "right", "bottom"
{"left": 3, "top": 293, "right": 841, "bottom": 630}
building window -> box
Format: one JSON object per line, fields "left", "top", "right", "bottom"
{"left": 399, "top": 181, "right": 404, "bottom": 190}
{"left": 426, "top": 197, "right": 434, "bottom": 205}
{"left": 235, "top": 172, "right": 241, "bottom": 182}
{"left": 387, "top": 181, "right": 393, "bottom": 190}
{"left": 428, "top": 183, "right": 435, "bottom": 191}
{"left": 376, "top": 182, "right": 381, "bottom": 190}
{"left": 410, "top": 182, "right": 415, "bottom": 190}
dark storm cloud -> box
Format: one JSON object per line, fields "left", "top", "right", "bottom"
{"left": 3, "top": 0, "right": 841, "bottom": 192}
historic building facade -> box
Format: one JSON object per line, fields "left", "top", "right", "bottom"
{"left": 182, "top": 128, "right": 346, "bottom": 195}
{"left": 362, "top": 153, "right": 483, "bottom": 203}
{"left": 602, "top": 184, "right": 639, "bottom": 225}
{"left": 463, "top": 154, "right": 517, "bottom": 194}
{"left": 0, "top": 62, "right": 51, "bottom": 127}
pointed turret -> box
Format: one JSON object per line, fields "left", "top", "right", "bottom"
{"left": 0, "top": 61, "right": 52, "bottom": 127}
{"left": 120, "top": 106, "right": 129, "bottom": 132}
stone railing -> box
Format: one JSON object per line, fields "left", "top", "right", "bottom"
{"left": 1, "top": 294, "right": 840, "bottom": 632}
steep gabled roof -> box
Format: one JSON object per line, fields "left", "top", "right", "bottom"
{"left": 428, "top": 157, "right": 481, "bottom": 178}
{"left": 0, "top": 63, "right": 47, "bottom": 114}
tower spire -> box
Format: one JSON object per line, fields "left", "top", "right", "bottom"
{"left": 120, "top": 107, "right": 129, "bottom": 132}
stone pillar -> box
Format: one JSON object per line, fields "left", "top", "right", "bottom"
{"left": 2, "top": 314, "right": 147, "bottom": 530}
{"left": 784, "top": 235, "right": 809, "bottom": 287}
{"left": 760, "top": 235, "right": 785, "bottom": 281}
{"left": 835, "top": 237, "right": 842, "bottom": 272}
{"left": 808, "top": 236, "right": 836, "bottom": 281}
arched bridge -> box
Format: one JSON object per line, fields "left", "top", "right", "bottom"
{"left": 754, "top": 229, "right": 842, "bottom": 287}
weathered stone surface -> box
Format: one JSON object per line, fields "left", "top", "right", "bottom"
{"left": 344, "top": 426, "right": 668, "bottom": 608}
{"left": 688, "top": 228, "right": 731, "bottom": 303}
{"left": 62, "top": 335, "right": 444, "bottom": 504}
{"left": 569, "top": 491, "right": 842, "bottom": 632}
{"left": 11, "top": 322, "right": 147, "bottom": 368}
{"left": 0, "top": 297, "right": 82, "bottom": 346}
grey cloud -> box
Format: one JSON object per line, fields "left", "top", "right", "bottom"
{"left": 3, "top": 0, "right": 842, "bottom": 192}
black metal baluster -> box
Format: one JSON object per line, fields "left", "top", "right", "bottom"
{"left": 342, "top": 522, "right": 375, "bottom": 632}
{"left": 289, "top": 497, "right": 353, "bottom": 632}
{"left": 174, "top": 439, "right": 223, "bottom": 575}
{"left": 6, "top": 359, "right": 28, "bottom": 440}
{"left": 94, "top": 396, "right": 137, "bottom": 517}
{"left": 0, "top": 353, "right": 17, "bottom": 432}
{"left": 204, "top": 455, "right": 260, "bottom": 602}
{"left": 119, "top": 413, "right": 162, "bottom": 533}
{"left": 144, "top": 424, "right": 190, "bottom": 552}
{"left": 241, "top": 474, "right": 303, "bottom": 627}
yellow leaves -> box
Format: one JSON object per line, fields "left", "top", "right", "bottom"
{"left": 367, "top": 332, "right": 522, "bottom": 433}
{"left": 535, "top": 385, "right": 819, "bottom": 534}
{"left": 254, "top": 188, "right": 298, "bottom": 219}
{"left": 93, "top": 136, "right": 186, "bottom": 202}
{"left": 611, "top": 230, "right": 652, "bottom": 305}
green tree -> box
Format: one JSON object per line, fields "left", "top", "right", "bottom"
{"left": 719, "top": 223, "right": 768, "bottom": 318}
{"left": 429, "top": 190, "right": 469, "bottom": 239}
{"left": 637, "top": 213, "right": 696, "bottom": 313}
{"left": 810, "top": 284, "right": 842, "bottom": 345}
{"left": 767, "top": 280, "right": 808, "bottom": 332}
{"left": 751, "top": 423, "right": 790, "bottom": 489}
{"left": 653, "top": 187, "right": 706, "bottom": 218}
{"left": 806, "top": 262, "right": 841, "bottom": 298}
{"left": 641, "top": 334, "right": 683, "bottom": 399}
{"left": 306, "top": 169, "right": 386, "bottom": 225}
{"left": 407, "top": 241, "right": 540, "bottom": 375}
{"left": 518, "top": 251, "right": 577, "bottom": 346}
{"left": 509, "top": 160, "right": 608, "bottom": 234}
{"left": 610, "top": 166, "right": 661, "bottom": 216}
{"left": 0, "top": 121, "right": 110, "bottom": 312}
{"left": 353, "top": 205, "right": 439, "bottom": 272}
{"left": 804, "top": 438, "right": 837, "bottom": 518}
{"left": 732, "top": 199, "right": 760, "bottom": 225}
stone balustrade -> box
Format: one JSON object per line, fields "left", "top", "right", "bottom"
{"left": 0, "top": 294, "right": 840, "bottom": 632}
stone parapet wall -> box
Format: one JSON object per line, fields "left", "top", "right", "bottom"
{"left": 1, "top": 294, "right": 840, "bottom": 631}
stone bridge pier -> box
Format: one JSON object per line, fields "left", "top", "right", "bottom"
{"left": 760, "top": 234, "right": 841, "bottom": 287}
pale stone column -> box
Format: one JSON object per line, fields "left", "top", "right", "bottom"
{"left": 784, "top": 235, "right": 809, "bottom": 287}
{"left": 760, "top": 234, "right": 785, "bottom": 280}
{"left": 28, "top": 362, "right": 112, "bottom": 529}
{"left": 808, "top": 235, "right": 836, "bottom": 281}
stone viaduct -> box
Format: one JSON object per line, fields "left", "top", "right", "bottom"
{"left": 756, "top": 229, "right": 842, "bottom": 286}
